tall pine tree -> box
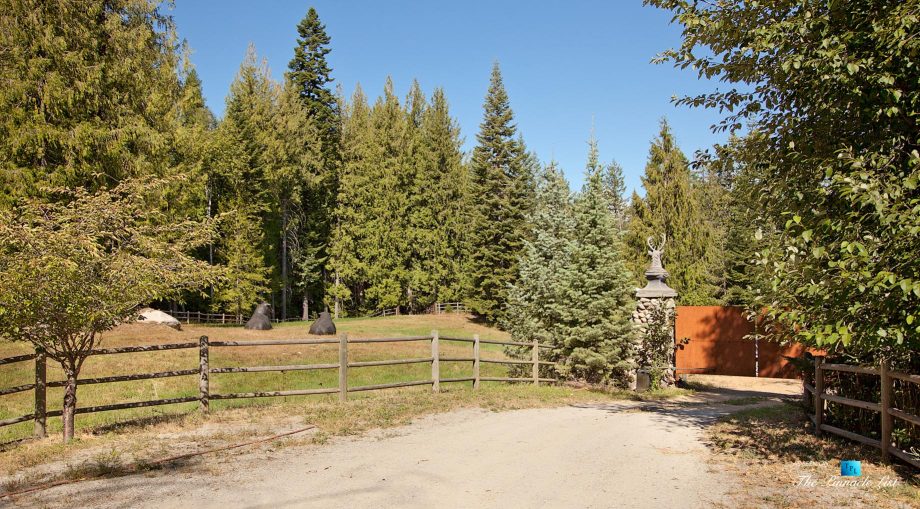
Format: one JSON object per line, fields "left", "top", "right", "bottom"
{"left": 627, "top": 119, "right": 719, "bottom": 305}
{"left": 211, "top": 46, "right": 275, "bottom": 313}
{"left": 586, "top": 131, "right": 629, "bottom": 227}
{"left": 287, "top": 7, "right": 340, "bottom": 318}
{"left": 263, "top": 80, "right": 322, "bottom": 320}
{"left": 362, "top": 78, "right": 411, "bottom": 310}
{"left": 410, "top": 87, "right": 469, "bottom": 308}
{"left": 467, "top": 63, "right": 535, "bottom": 321}
{"left": 327, "top": 86, "right": 373, "bottom": 316}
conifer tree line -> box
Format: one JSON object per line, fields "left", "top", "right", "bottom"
{"left": 0, "top": 2, "right": 748, "bottom": 334}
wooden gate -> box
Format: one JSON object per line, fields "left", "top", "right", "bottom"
{"left": 674, "top": 306, "right": 804, "bottom": 379}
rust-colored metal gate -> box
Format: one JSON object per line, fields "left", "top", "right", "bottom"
{"left": 674, "top": 306, "right": 804, "bottom": 379}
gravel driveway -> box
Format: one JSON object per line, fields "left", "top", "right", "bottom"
{"left": 11, "top": 392, "right": 792, "bottom": 509}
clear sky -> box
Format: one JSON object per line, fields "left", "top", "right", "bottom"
{"left": 171, "top": 0, "right": 727, "bottom": 194}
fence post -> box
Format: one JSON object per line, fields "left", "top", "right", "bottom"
{"left": 473, "top": 334, "right": 480, "bottom": 389}
{"left": 33, "top": 347, "right": 46, "bottom": 438}
{"left": 880, "top": 358, "right": 892, "bottom": 463}
{"left": 338, "top": 333, "right": 348, "bottom": 402}
{"left": 532, "top": 338, "right": 539, "bottom": 386}
{"left": 199, "top": 335, "right": 209, "bottom": 412}
{"left": 814, "top": 356, "right": 824, "bottom": 437}
{"left": 431, "top": 330, "right": 440, "bottom": 393}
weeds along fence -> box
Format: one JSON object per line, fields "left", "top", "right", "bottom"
{"left": 804, "top": 357, "right": 920, "bottom": 469}
{"left": 0, "top": 332, "right": 555, "bottom": 440}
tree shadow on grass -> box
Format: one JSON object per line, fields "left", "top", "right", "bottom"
{"left": 87, "top": 411, "right": 194, "bottom": 436}
{"left": 707, "top": 401, "right": 919, "bottom": 483}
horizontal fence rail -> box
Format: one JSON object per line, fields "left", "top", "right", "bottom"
{"left": 0, "top": 331, "right": 557, "bottom": 442}
{"left": 810, "top": 357, "right": 920, "bottom": 470}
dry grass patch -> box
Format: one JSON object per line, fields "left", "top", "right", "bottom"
{"left": 708, "top": 401, "right": 920, "bottom": 508}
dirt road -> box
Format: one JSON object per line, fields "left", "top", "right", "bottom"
{"left": 12, "top": 391, "right": 798, "bottom": 509}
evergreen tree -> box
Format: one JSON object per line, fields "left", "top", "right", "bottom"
{"left": 467, "top": 63, "right": 536, "bottom": 321}
{"left": 216, "top": 206, "right": 272, "bottom": 317}
{"left": 0, "top": 0, "right": 182, "bottom": 207}
{"left": 288, "top": 7, "right": 339, "bottom": 161}
{"left": 626, "top": 119, "right": 719, "bottom": 305}
{"left": 503, "top": 162, "right": 573, "bottom": 350}
{"left": 406, "top": 85, "right": 469, "bottom": 311}
{"left": 263, "top": 80, "right": 322, "bottom": 320}
{"left": 362, "top": 78, "right": 410, "bottom": 310}
{"left": 287, "top": 7, "right": 340, "bottom": 317}
{"left": 586, "top": 131, "right": 628, "bottom": 227}
{"left": 211, "top": 46, "right": 275, "bottom": 313}
{"left": 327, "top": 86, "right": 373, "bottom": 316}
{"left": 557, "top": 168, "right": 636, "bottom": 385}
{"left": 167, "top": 57, "right": 216, "bottom": 224}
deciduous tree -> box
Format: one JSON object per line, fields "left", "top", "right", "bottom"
{"left": 0, "top": 181, "right": 220, "bottom": 442}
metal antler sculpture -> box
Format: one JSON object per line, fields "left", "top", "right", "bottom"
{"left": 646, "top": 234, "right": 667, "bottom": 275}
{"left": 636, "top": 233, "right": 677, "bottom": 298}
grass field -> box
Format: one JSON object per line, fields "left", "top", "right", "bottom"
{"left": 0, "top": 314, "right": 518, "bottom": 444}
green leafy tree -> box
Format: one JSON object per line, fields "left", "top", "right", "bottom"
{"left": 0, "top": 0, "right": 182, "bottom": 207}
{"left": 647, "top": 0, "right": 920, "bottom": 355}
{"left": 626, "top": 119, "right": 719, "bottom": 305}
{"left": 0, "top": 180, "right": 221, "bottom": 442}
{"left": 467, "top": 63, "right": 536, "bottom": 321}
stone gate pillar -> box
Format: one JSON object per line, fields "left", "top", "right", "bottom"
{"left": 632, "top": 234, "right": 677, "bottom": 389}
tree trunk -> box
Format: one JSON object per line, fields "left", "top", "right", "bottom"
{"left": 62, "top": 366, "right": 79, "bottom": 443}
{"left": 334, "top": 271, "right": 340, "bottom": 320}
{"left": 302, "top": 295, "right": 309, "bottom": 321}
{"left": 207, "top": 181, "right": 215, "bottom": 303}
{"left": 281, "top": 201, "right": 288, "bottom": 322}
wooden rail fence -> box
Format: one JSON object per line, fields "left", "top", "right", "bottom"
{"left": 174, "top": 302, "right": 469, "bottom": 324}
{"left": 805, "top": 357, "right": 920, "bottom": 469}
{"left": 170, "top": 311, "right": 302, "bottom": 325}
{"left": 0, "top": 332, "right": 555, "bottom": 440}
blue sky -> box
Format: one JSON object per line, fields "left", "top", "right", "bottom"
{"left": 171, "top": 1, "right": 728, "bottom": 193}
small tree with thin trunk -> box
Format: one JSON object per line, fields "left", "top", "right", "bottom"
{"left": 0, "top": 180, "right": 222, "bottom": 442}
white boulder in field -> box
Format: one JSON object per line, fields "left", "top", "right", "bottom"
{"left": 136, "top": 308, "right": 182, "bottom": 330}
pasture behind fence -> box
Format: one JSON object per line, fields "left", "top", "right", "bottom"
{"left": 805, "top": 357, "right": 920, "bottom": 469}
{"left": 0, "top": 332, "right": 555, "bottom": 441}
{"left": 172, "top": 302, "right": 471, "bottom": 325}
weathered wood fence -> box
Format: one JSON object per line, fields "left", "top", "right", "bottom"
{"left": 170, "top": 311, "right": 303, "bottom": 325}
{"left": 428, "top": 302, "right": 469, "bottom": 314}
{"left": 0, "top": 332, "right": 554, "bottom": 439}
{"left": 174, "top": 302, "right": 470, "bottom": 324}
{"left": 805, "top": 357, "right": 920, "bottom": 469}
